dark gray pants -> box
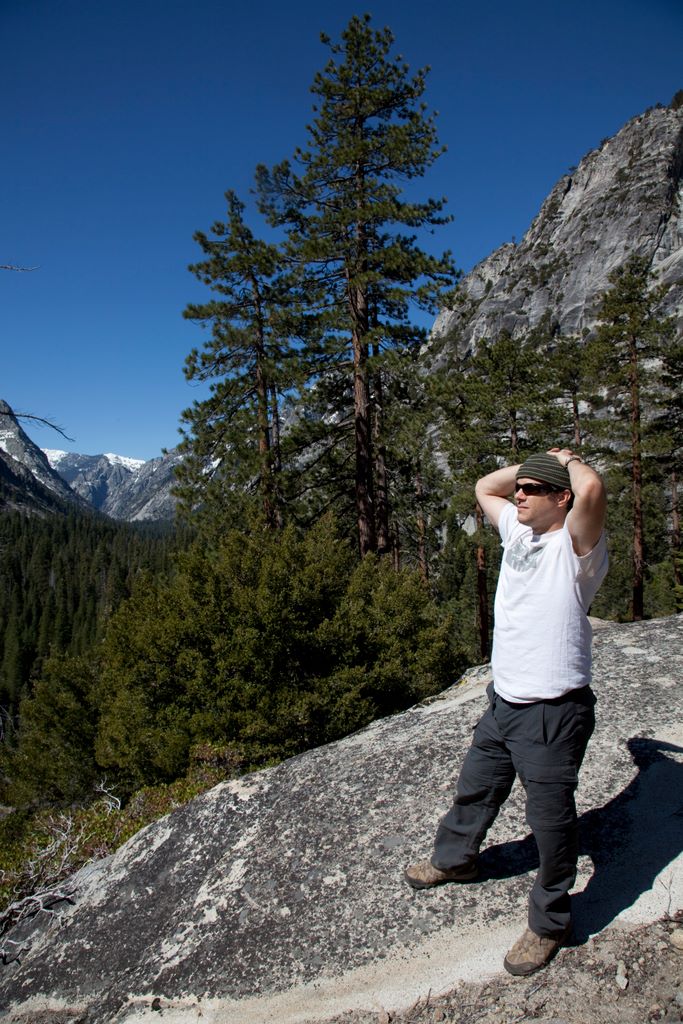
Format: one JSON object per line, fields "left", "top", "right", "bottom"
{"left": 432, "top": 683, "right": 595, "bottom": 937}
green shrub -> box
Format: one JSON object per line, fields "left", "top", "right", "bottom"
{"left": 1, "top": 654, "right": 100, "bottom": 807}
{"left": 93, "top": 516, "right": 458, "bottom": 791}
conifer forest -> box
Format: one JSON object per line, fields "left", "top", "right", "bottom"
{"left": 0, "top": 16, "right": 681, "bottom": 914}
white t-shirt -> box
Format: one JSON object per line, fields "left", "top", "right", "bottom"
{"left": 491, "top": 502, "right": 608, "bottom": 703}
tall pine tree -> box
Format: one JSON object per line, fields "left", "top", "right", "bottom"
{"left": 649, "top": 337, "right": 683, "bottom": 594}
{"left": 257, "top": 15, "right": 457, "bottom": 555}
{"left": 177, "top": 191, "right": 302, "bottom": 530}
{"left": 586, "top": 256, "right": 674, "bottom": 620}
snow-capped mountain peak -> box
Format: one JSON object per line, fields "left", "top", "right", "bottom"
{"left": 42, "top": 441, "right": 181, "bottom": 521}
{"left": 103, "top": 453, "right": 146, "bottom": 471}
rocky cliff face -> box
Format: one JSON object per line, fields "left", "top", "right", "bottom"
{"left": 45, "top": 448, "right": 182, "bottom": 521}
{"left": 1, "top": 615, "right": 681, "bottom": 1023}
{"left": 109, "top": 450, "right": 183, "bottom": 521}
{"left": 0, "top": 449, "right": 71, "bottom": 516}
{"left": 0, "top": 401, "right": 86, "bottom": 514}
{"left": 45, "top": 451, "right": 145, "bottom": 509}
{"left": 432, "top": 104, "right": 683, "bottom": 357}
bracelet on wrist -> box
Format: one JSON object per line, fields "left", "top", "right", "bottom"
{"left": 565, "top": 455, "right": 583, "bottom": 468}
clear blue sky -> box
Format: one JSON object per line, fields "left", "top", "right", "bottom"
{"left": 2, "top": 0, "right": 681, "bottom": 460}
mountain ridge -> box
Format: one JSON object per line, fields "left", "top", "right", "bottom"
{"left": 42, "top": 447, "right": 181, "bottom": 521}
{"left": 0, "top": 400, "right": 181, "bottom": 521}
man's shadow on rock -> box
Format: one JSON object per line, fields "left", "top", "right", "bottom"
{"left": 475, "top": 737, "right": 683, "bottom": 943}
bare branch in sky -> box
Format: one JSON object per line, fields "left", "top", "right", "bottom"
{"left": 1, "top": 409, "right": 75, "bottom": 442}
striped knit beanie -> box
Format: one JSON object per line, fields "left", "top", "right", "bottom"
{"left": 516, "top": 453, "right": 572, "bottom": 491}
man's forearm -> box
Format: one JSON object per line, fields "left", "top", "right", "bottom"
{"left": 475, "top": 464, "right": 521, "bottom": 501}
{"left": 547, "top": 448, "right": 607, "bottom": 552}
{"left": 548, "top": 449, "right": 606, "bottom": 505}
{"left": 564, "top": 458, "right": 605, "bottom": 503}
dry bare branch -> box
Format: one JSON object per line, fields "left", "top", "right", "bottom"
{"left": 94, "top": 778, "right": 122, "bottom": 813}
{"left": 0, "top": 883, "right": 76, "bottom": 957}
{"left": 0, "top": 409, "right": 75, "bottom": 442}
{"left": 0, "top": 812, "right": 88, "bottom": 949}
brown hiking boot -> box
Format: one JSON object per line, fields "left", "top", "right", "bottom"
{"left": 404, "top": 858, "right": 478, "bottom": 889}
{"left": 503, "top": 926, "right": 570, "bottom": 976}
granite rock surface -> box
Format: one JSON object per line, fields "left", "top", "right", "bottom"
{"left": 1, "top": 616, "right": 682, "bottom": 1023}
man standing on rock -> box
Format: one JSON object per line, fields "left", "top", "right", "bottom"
{"left": 406, "top": 449, "right": 608, "bottom": 976}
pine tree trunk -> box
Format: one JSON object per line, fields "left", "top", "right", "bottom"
{"left": 672, "top": 470, "right": 681, "bottom": 588}
{"left": 255, "top": 359, "right": 275, "bottom": 527}
{"left": 349, "top": 151, "right": 377, "bottom": 557}
{"left": 392, "top": 519, "right": 401, "bottom": 572}
{"left": 269, "top": 383, "right": 283, "bottom": 528}
{"left": 270, "top": 383, "right": 282, "bottom": 474}
{"left": 353, "top": 331, "right": 375, "bottom": 556}
{"left": 510, "top": 410, "right": 519, "bottom": 459}
{"left": 572, "top": 391, "right": 581, "bottom": 449}
{"left": 415, "top": 466, "right": 428, "bottom": 582}
{"left": 375, "top": 440, "right": 390, "bottom": 554}
{"left": 630, "top": 337, "right": 644, "bottom": 620}
{"left": 250, "top": 277, "right": 276, "bottom": 529}
{"left": 349, "top": 249, "right": 376, "bottom": 555}
{"left": 372, "top": 345, "right": 390, "bottom": 554}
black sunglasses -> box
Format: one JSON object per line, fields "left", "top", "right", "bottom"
{"left": 514, "top": 482, "right": 560, "bottom": 496}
